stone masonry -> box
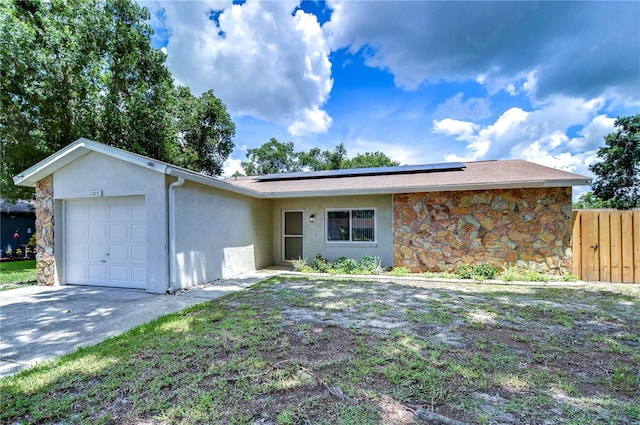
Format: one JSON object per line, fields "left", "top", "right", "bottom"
{"left": 393, "top": 187, "right": 573, "bottom": 274}
{"left": 35, "top": 175, "right": 56, "bottom": 285}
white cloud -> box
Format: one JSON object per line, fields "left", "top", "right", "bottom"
{"left": 435, "top": 96, "right": 613, "bottom": 184}
{"left": 222, "top": 156, "right": 244, "bottom": 177}
{"left": 325, "top": 1, "right": 639, "bottom": 104}
{"left": 434, "top": 92, "right": 491, "bottom": 120}
{"left": 148, "top": 1, "right": 333, "bottom": 135}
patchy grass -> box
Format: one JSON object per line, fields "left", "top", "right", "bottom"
{"left": 1, "top": 277, "right": 638, "bottom": 424}
{"left": 0, "top": 259, "right": 36, "bottom": 290}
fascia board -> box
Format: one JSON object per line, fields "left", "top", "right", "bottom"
{"left": 166, "top": 167, "right": 263, "bottom": 198}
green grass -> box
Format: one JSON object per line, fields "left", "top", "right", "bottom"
{"left": 1, "top": 277, "right": 638, "bottom": 424}
{"left": 0, "top": 259, "right": 36, "bottom": 289}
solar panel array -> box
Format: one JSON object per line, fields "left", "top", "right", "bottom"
{"left": 253, "top": 162, "right": 466, "bottom": 182}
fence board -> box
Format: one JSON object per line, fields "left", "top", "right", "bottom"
{"left": 610, "top": 211, "right": 622, "bottom": 282}
{"left": 573, "top": 210, "right": 639, "bottom": 283}
{"left": 621, "top": 212, "right": 634, "bottom": 283}
{"left": 634, "top": 211, "right": 640, "bottom": 284}
{"left": 583, "top": 211, "right": 600, "bottom": 282}
{"left": 572, "top": 211, "right": 582, "bottom": 278}
{"left": 598, "top": 212, "right": 611, "bottom": 282}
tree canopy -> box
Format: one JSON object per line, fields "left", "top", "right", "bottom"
{"left": 0, "top": 0, "right": 235, "bottom": 201}
{"left": 589, "top": 114, "right": 640, "bottom": 210}
{"left": 241, "top": 139, "right": 399, "bottom": 176}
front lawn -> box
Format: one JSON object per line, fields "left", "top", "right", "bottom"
{"left": 0, "top": 259, "right": 36, "bottom": 290}
{"left": 1, "top": 277, "right": 638, "bottom": 424}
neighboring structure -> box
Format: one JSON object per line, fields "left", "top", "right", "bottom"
{"left": 14, "top": 138, "right": 591, "bottom": 292}
{"left": 0, "top": 199, "right": 35, "bottom": 258}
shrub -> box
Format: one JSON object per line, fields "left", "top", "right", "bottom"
{"left": 332, "top": 257, "right": 359, "bottom": 274}
{"left": 292, "top": 257, "right": 308, "bottom": 272}
{"left": 500, "top": 263, "right": 550, "bottom": 282}
{"left": 388, "top": 266, "right": 410, "bottom": 277}
{"left": 456, "top": 263, "right": 498, "bottom": 280}
{"left": 310, "top": 254, "right": 330, "bottom": 273}
{"left": 359, "top": 255, "right": 383, "bottom": 275}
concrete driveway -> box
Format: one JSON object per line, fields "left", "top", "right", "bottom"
{"left": 0, "top": 272, "right": 274, "bottom": 378}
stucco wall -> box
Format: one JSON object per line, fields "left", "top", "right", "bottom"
{"left": 53, "top": 152, "right": 169, "bottom": 293}
{"left": 393, "top": 187, "right": 573, "bottom": 273}
{"left": 173, "top": 181, "right": 272, "bottom": 286}
{"left": 272, "top": 194, "right": 394, "bottom": 267}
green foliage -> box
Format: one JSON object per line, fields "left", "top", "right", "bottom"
{"left": 0, "top": 0, "right": 235, "bottom": 201}
{"left": 590, "top": 114, "right": 640, "bottom": 210}
{"left": 456, "top": 263, "right": 498, "bottom": 280}
{"left": 500, "top": 263, "right": 551, "bottom": 282}
{"left": 241, "top": 139, "right": 398, "bottom": 175}
{"left": 301, "top": 254, "right": 383, "bottom": 275}
{"left": 573, "top": 191, "right": 613, "bottom": 209}
{"left": 388, "top": 267, "right": 410, "bottom": 277}
{"left": 291, "top": 257, "right": 308, "bottom": 272}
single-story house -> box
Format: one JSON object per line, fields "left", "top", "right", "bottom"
{"left": 0, "top": 199, "right": 35, "bottom": 258}
{"left": 14, "top": 138, "right": 591, "bottom": 293}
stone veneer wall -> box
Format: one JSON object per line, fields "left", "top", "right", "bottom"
{"left": 393, "top": 187, "right": 573, "bottom": 274}
{"left": 35, "top": 175, "right": 56, "bottom": 285}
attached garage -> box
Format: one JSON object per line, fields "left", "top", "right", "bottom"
{"left": 65, "top": 197, "right": 146, "bottom": 289}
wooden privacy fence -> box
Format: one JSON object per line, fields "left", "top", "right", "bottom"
{"left": 572, "top": 210, "right": 640, "bottom": 283}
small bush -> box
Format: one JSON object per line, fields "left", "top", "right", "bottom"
{"left": 332, "top": 257, "right": 359, "bottom": 274}
{"left": 456, "top": 263, "right": 498, "bottom": 280}
{"left": 388, "top": 266, "right": 410, "bottom": 277}
{"left": 310, "top": 254, "right": 330, "bottom": 273}
{"left": 359, "top": 255, "right": 383, "bottom": 275}
{"left": 292, "top": 257, "right": 308, "bottom": 272}
{"left": 500, "top": 263, "right": 551, "bottom": 282}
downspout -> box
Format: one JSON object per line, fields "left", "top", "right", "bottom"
{"left": 168, "top": 177, "right": 185, "bottom": 292}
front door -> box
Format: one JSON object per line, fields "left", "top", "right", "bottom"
{"left": 283, "top": 210, "right": 304, "bottom": 261}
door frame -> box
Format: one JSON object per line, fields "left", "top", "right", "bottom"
{"left": 281, "top": 209, "right": 304, "bottom": 263}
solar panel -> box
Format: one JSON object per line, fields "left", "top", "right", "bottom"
{"left": 254, "top": 162, "right": 466, "bottom": 181}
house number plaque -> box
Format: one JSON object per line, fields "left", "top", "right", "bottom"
{"left": 88, "top": 190, "right": 103, "bottom": 198}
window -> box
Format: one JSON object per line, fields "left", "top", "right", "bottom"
{"left": 326, "top": 208, "right": 375, "bottom": 243}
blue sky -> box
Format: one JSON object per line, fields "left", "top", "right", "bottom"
{"left": 142, "top": 0, "right": 639, "bottom": 196}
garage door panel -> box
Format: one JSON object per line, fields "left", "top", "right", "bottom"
{"left": 88, "top": 264, "right": 108, "bottom": 280}
{"left": 131, "top": 245, "right": 145, "bottom": 262}
{"left": 109, "top": 224, "right": 129, "bottom": 240}
{"left": 131, "top": 224, "right": 145, "bottom": 241}
{"left": 109, "top": 205, "right": 128, "bottom": 220}
{"left": 66, "top": 224, "right": 88, "bottom": 242}
{"left": 66, "top": 196, "right": 146, "bottom": 289}
{"left": 131, "top": 267, "right": 146, "bottom": 282}
{"left": 109, "top": 245, "right": 130, "bottom": 261}
{"left": 88, "top": 204, "right": 108, "bottom": 220}
{"left": 88, "top": 224, "right": 108, "bottom": 241}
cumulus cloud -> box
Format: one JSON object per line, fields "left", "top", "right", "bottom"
{"left": 435, "top": 96, "right": 614, "bottom": 180}
{"left": 325, "top": 1, "right": 640, "bottom": 104}
{"left": 148, "top": 0, "right": 333, "bottom": 135}
{"left": 434, "top": 93, "right": 491, "bottom": 120}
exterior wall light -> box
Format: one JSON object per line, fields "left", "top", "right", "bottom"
{"left": 310, "top": 214, "right": 315, "bottom": 222}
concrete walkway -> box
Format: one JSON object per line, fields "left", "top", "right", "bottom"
{"left": 0, "top": 271, "right": 276, "bottom": 379}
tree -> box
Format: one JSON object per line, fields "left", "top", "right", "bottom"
{"left": 242, "top": 138, "right": 300, "bottom": 176}
{"left": 173, "top": 87, "right": 236, "bottom": 176}
{"left": 0, "top": 0, "right": 235, "bottom": 201}
{"left": 343, "top": 151, "right": 399, "bottom": 169}
{"left": 590, "top": 114, "right": 640, "bottom": 210}
{"left": 573, "top": 192, "right": 612, "bottom": 209}
{"left": 241, "top": 139, "right": 398, "bottom": 175}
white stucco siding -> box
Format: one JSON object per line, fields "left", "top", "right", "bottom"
{"left": 53, "top": 151, "right": 169, "bottom": 293}
{"left": 173, "top": 181, "right": 272, "bottom": 286}
{"left": 272, "top": 195, "right": 394, "bottom": 267}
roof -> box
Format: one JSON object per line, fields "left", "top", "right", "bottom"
{"left": 14, "top": 138, "right": 591, "bottom": 199}
{"left": 225, "top": 160, "right": 592, "bottom": 198}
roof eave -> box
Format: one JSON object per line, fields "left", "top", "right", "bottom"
{"left": 166, "top": 167, "right": 263, "bottom": 198}
{"left": 13, "top": 138, "right": 167, "bottom": 187}
{"left": 259, "top": 178, "right": 593, "bottom": 198}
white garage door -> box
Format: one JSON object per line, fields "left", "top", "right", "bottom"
{"left": 65, "top": 197, "right": 146, "bottom": 289}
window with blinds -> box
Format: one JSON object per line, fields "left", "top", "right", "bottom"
{"left": 326, "top": 208, "right": 376, "bottom": 243}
